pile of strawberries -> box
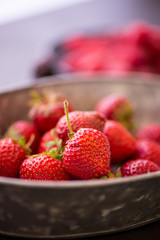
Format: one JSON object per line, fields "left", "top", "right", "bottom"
{"left": 0, "top": 91, "right": 160, "bottom": 181}
{"left": 35, "top": 22, "right": 160, "bottom": 78}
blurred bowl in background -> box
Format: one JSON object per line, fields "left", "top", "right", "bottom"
{"left": 34, "top": 22, "right": 160, "bottom": 79}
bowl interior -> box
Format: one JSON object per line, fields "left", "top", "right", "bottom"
{"left": 1, "top": 74, "right": 160, "bottom": 136}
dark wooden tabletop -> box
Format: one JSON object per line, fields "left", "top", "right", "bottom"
{"left": 0, "top": 0, "right": 160, "bottom": 239}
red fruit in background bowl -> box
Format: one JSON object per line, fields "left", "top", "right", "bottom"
{"left": 95, "top": 95, "right": 135, "bottom": 132}
{"left": 103, "top": 120, "right": 136, "bottom": 164}
{"left": 38, "top": 128, "right": 62, "bottom": 153}
{"left": 56, "top": 111, "right": 106, "bottom": 145}
{"left": 20, "top": 153, "right": 71, "bottom": 181}
{"left": 5, "top": 120, "right": 40, "bottom": 154}
{"left": 136, "top": 123, "right": 160, "bottom": 144}
{"left": 62, "top": 128, "right": 111, "bottom": 180}
{"left": 117, "top": 159, "right": 160, "bottom": 177}
{"left": 0, "top": 138, "right": 27, "bottom": 178}
{"left": 133, "top": 139, "right": 160, "bottom": 167}
{"left": 29, "top": 92, "right": 73, "bottom": 133}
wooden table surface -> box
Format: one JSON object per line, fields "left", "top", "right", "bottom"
{"left": 0, "top": 0, "right": 160, "bottom": 239}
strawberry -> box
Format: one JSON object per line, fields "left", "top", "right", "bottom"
{"left": 20, "top": 153, "right": 71, "bottom": 181}
{"left": 103, "top": 120, "right": 136, "bottom": 164}
{"left": 117, "top": 159, "right": 160, "bottom": 177}
{"left": 29, "top": 91, "right": 73, "bottom": 133}
{"left": 38, "top": 128, "right": 62, "bottom": 153}
{"left": 122, "top": 22, "right": 160, "bottom": 52}
{"left": 5, "top": 120, "right": 40, "bottom": 154}
{"left": 0, "top": 138, "right": 27, "bottom": 178}
{"left": 60, "top": 44, "right": 107, "bottom": 72}
{"left": 136, "top": 123, "right": 160, "bottom": 144}
{"left": 56, "top": 111, "right": 106, "bottom": 145}
{"left": 133, "top": 139, "right": 160, "bottom": 167}
{"left": 62, "top": 128, "right": 111, "bottom": 179}
{"left": 61, "top": 100, "right": 111, "bottom": 180}
{"left": 95, "top": 95, "right": 135, "bottom": 132}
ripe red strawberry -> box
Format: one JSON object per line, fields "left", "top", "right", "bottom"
{"left": 117, "top": 159, "right": 160, "bottom": 177}
{"left": 38, "top": 129, "right": 61, "bottom": 153}
{"left": 136, "top": 123, "right": 160, "bottom": 144}
{"left": 62, "top": 128, "right": 111, "bottom": 180}
{"left": 20, "top": 153, "right": 71, "bottom": 181}
{"left": 61, "top": 44, "right": 107, "bottom": 72}
{"left": 133, "top": 139, "right": 160, "bottom": 167}
{"left": 29, "top": 92, "right": 73, "bottom": 133}
{"left": 103, "top": 120, "right": 136, "bottom": 164}
{"left": 5, "top": 120, "right": 40, "bottom": 154}
{"left": 95, "top": 94, "right": 135, "bottom": 131}
{"left": 0, "top": 138, "right": 27, "bottom": 178}
{"left": 56, "top": 111, "right": 106, "bottom": 144}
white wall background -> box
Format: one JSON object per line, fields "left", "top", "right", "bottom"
{"left": 0, "top": 0, "right": 91, "bottom": 25}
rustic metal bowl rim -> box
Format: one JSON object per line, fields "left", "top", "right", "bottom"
{"left": 0, "top": 171, "right": 159, "bottom": 189}
{"left": 1, "top": 71, "right": 160, "bottom": 94}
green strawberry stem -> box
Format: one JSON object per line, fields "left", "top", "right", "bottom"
{"left": 29, "top": 90, "right": 48, "bottom": 106}
{"left": 47, "top": 148, "right": 63, "bottom": 160}
{"left": 25, "top": 134, "right": 35, "bottom": 149}
{"left": 44, "top": 129, "right": 63, "bottom": 154}
{"left": 15, "top": 137, "right": 31, "bottom": 155}
{"left": 114, "top": 103, "right": 136, "bottom": 133}
{"left": 50, "top": 129, "right": 62, "bottom": 149}
{"left": 64, "top": 100, "right": 75, "bottom": 139}
{"left": 116, "top": 168, "right": 122, "bottom": 177}
{"left": 4, "top": 125, "right": 21, "bottom": 139}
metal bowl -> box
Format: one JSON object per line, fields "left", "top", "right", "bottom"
{"left": 0, "top": 74, "right": 160, "bottom": 239}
